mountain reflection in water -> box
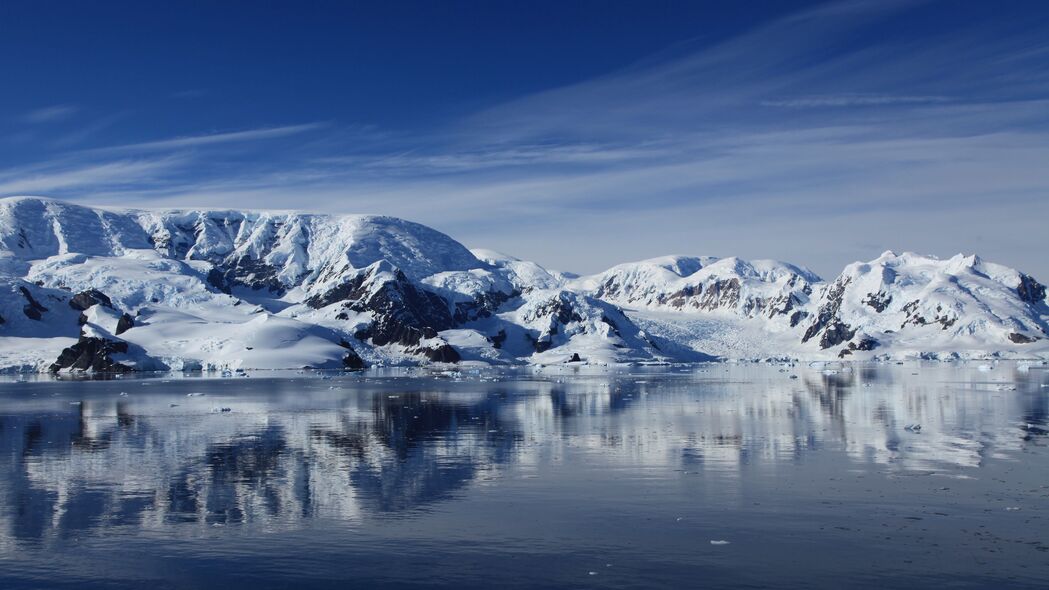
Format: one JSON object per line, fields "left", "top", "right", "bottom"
{"left": 0, "top": 363, "right": 1046, "bottom": 589}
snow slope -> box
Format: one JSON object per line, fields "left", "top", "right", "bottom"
{"left": 0, "top": 197, "right": 1046, "bottom": 372}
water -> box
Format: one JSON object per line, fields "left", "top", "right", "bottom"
{"left": 0, "top": 362, "right": 1046, "bottom": 589}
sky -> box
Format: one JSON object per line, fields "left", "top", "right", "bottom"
{"left": 1, "top": 0, "right": 1047, "bottom": 279}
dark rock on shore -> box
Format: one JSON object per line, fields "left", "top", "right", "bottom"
{"left": 50, "top": 336, "right": 133, "bottom": 373}
{"left": 412, "top": 342, "right": 460, "bottom": 363}
{"left": 338, "top": 339, "right": 367, "bottom": 370}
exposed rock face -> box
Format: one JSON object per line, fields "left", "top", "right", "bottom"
{"left": 309, "top": 264, "right": 459, "bottom": 360}
{"left": 336, "top": 339, "right": 367, "bottom": 370}
{"left": 789, "top": 310, "right": 808, "bottom": 327}
{"left": 115, "top": 313, "right": 135, "bottom": 335}
{"left": 863, "top": 291, "right": 892, "bottom": 312}
{"left": 521, "top": 291, "right": 584, "bottom": 352}
{"left": 19, "top": 286, "right": 48, "bottom": 320}
{"left": 523, "top": 292, "right": 584, "bottom": 328}
{"left": 803, "top": 277, "right": 851, "bottom": 347}
{"left": 591, "top": 257, "right": 817, "bottom": 321}
{"left": 839, "top": 336, "right": 879, "bottom": 357}
{"left": 50, "top": 336, "right": 132, "bottom": 373}
{"left": 453, "top": 290, "right": 516, "bottom": 324}
{"left": 207, "top": 257, "right": 286, "bottom": 295}
{"left": 491, "top": 329, "right": 507, "bottom": 349}
{"left": 69, "top": 289, "right": 113, "bottom": 311}
{"left": 1009, "top": 332, "right": 1037, "bottom": 344}
{"left": 341, "top": 350, "right": 366, "bottom": 370}
{"left": 901, "top": 300, "right": 957, "bottom": 330}
{"left": 819, "top": 321, "right": 856, "bottom": 349}
{"left": 1017, "top": 274, "right": 1047, "bottom": 304}
{"left": 668, "top": 278, "right": 741, "bottom": 311}
{"left": 412, "top": 342, "right": 461, "bottom": 363}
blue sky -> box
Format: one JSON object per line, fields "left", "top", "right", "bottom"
{"left": 1, "top": 0, "right": 1047, "bottom": 279}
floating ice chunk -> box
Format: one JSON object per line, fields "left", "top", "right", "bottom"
{"left": 710, "top": 540, "right": 731, "bottom": 545}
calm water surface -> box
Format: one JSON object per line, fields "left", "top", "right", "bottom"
{"left": 0, "top": 363, "right": 1046, "bottom": 589}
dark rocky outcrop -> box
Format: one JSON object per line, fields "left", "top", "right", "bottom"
{"left": 818, "top": 320, "right": 856, "bottom": 349}
{"left": 523, "top": 293, "right": 583, "bottom": 327}
{"left": 337, "top": 339, "right": 367, "bottom": 370}
{"left": 568, "top": 352, "right": 582, "bottom": 363}
{"left": 839, "top": 336, "right": 879, "bottom": 357}
{"left": 50, "top": 336, "right": 133, "bottom": 373}
{"left": 657, "top": 281, "right": 734, "bottom": 311}
{"left": 530, "top": 333, "right": 552, "bottom": 353}
{"left": 115, "top": 313, "right": 135, "bottom": 335}
{"left": 453, "top": 290, "right": 516, "bottom": 323}
{"left": 901, "top": 301, "right": 957, "bottom": 330}
{"left": 207, "top": 257, "right": 286, "bottom": 295}
{"left": 522, "top": 292, "right": 585, "bottom": 353}
{"left": 491, "top": 329, "right": 507, "bottom": 349}
{"left": 412, "top": 342, "right": 461, "bottom": 363}
{"left": 802, "top": 277, "right": 851, "bottom": 347}
{"left": 1017, "top": 274, "right": 1047, "bottom": 304}
{"left": 308, "top": 266, "right": 456, "bottom": 349}
{"left": 600, "top": 314, "right": 622, "bottom": 337}
{"left": 69, "top": 289, "right": 113, "bottom": 311}
{"left": 1008, "top": 332, "right": 1036, "bottom": 344}
{"left": 862, "top": 291, "right": 892, "bottom": 312}
{"left": 342, "top": 350, "right": 366, "bottom": 369}
{"left": 637, "top": 273, "right": 811, "bottom": 319}
{"left": 19, "top": 286, "right": 48, "bottom": 320}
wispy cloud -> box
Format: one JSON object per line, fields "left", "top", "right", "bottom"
{"left": 92, "top": 123, "right": 328, "bottom": 153}
{"left": 0, "top": 157, "right": 183, "bottom": 195}
{"left": 22, "top": 104, "right": 79, "bottom": 124}
{"left": 760, "top": 94, "right": 952, "bottom": 108}
{"left": 342, "top": 142, "right": 676, "bottom": 174}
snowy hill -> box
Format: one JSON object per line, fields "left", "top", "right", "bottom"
{"left": 799, "top": 251, "right": 1049, "bottom": 359}
{"left": 0, "top": 197, "right": 1045, "bottom": 372}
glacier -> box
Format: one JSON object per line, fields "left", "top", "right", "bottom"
{"left": 0, "top": 196, "right": 1045, "bottom": 373}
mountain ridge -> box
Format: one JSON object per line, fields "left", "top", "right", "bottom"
{"left": 0, "top": 196, "right": 1045, "bottom": 372}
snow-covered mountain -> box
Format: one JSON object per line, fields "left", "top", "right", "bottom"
{"left": 0, "top": 197, "right": 1045, "bottom": 372}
